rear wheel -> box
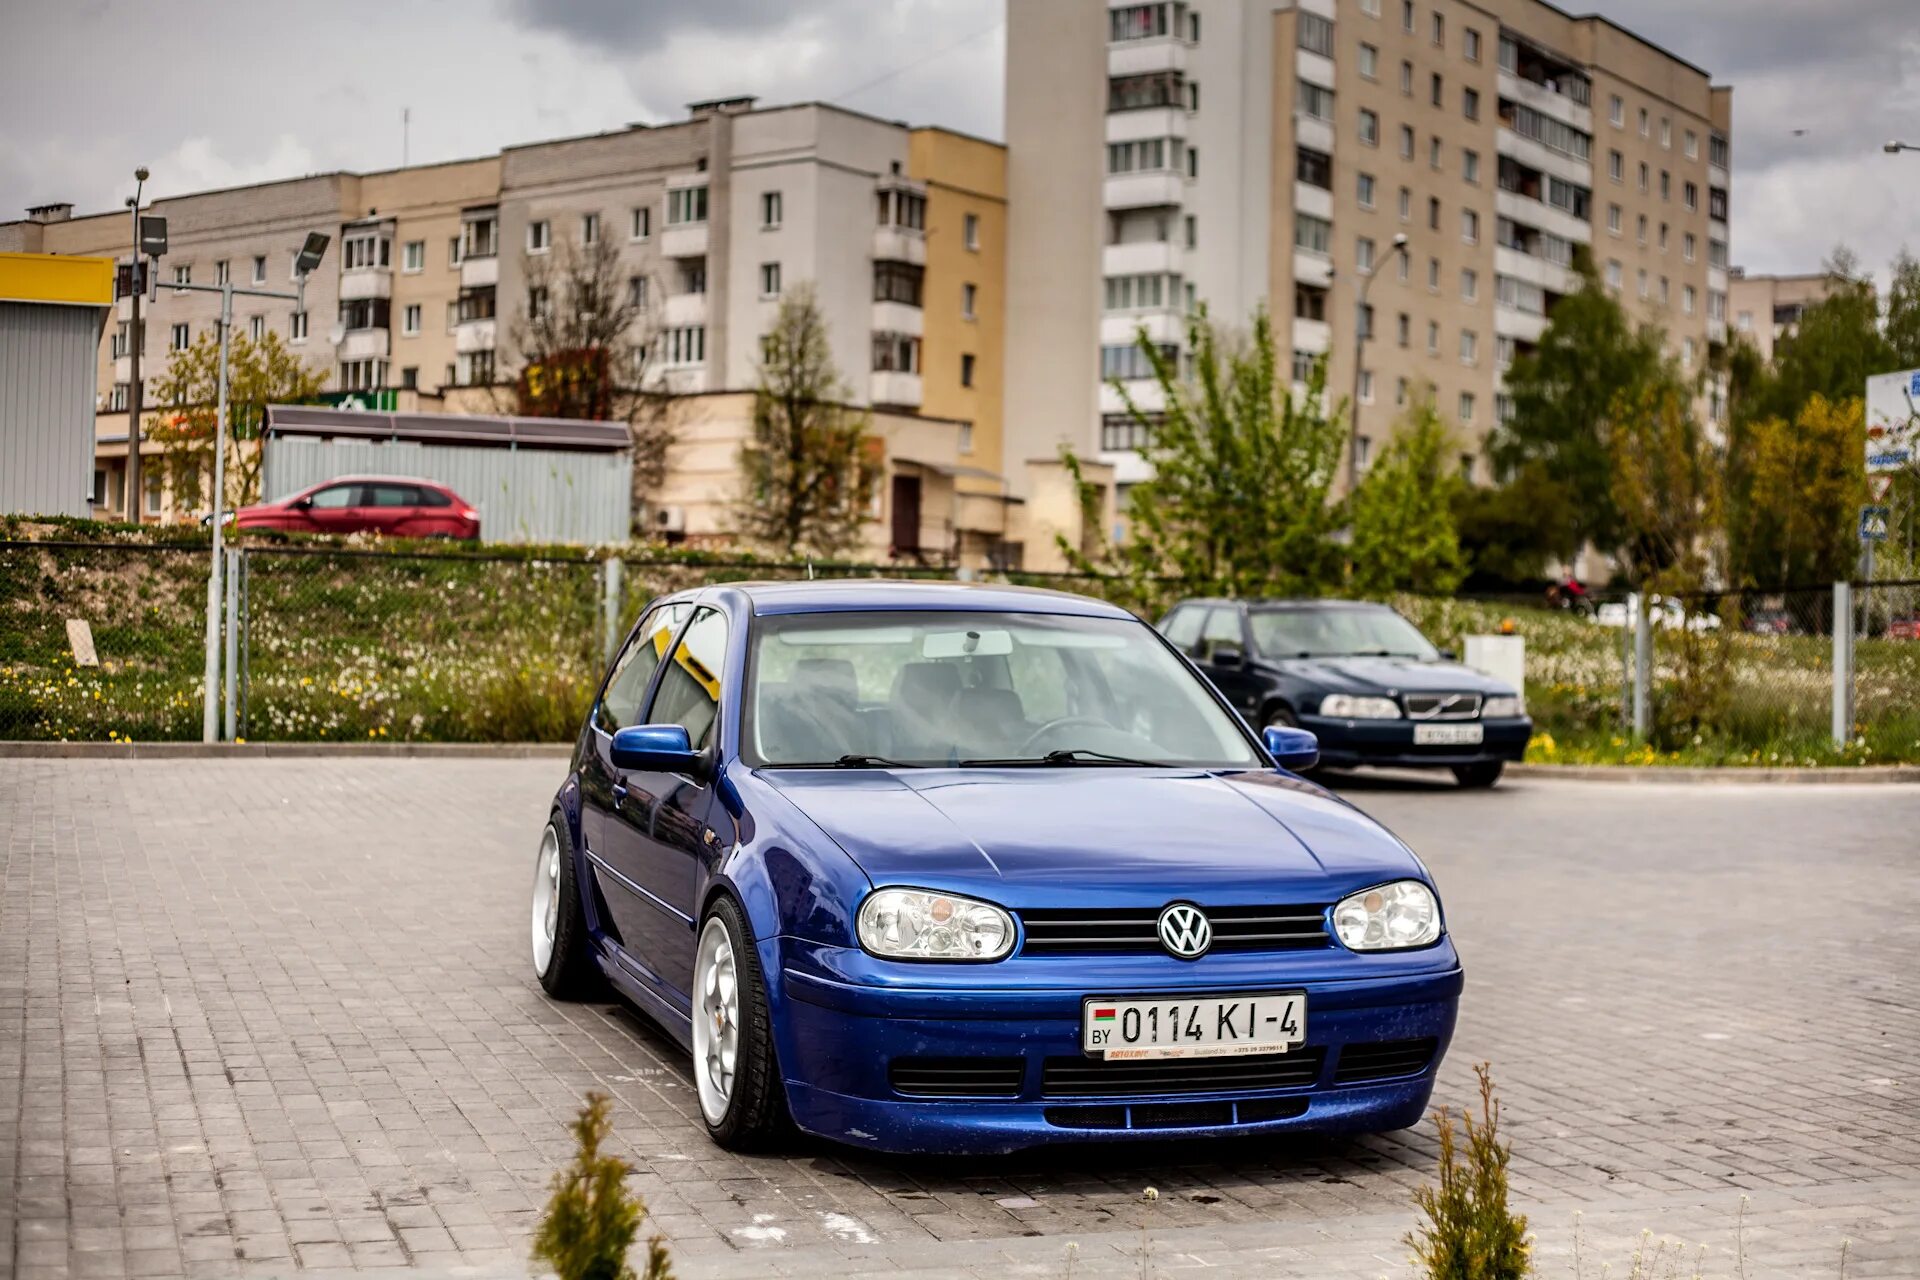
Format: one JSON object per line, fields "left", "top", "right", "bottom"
{"left": 692, "top": 897, "right": 789, "bottom": 1150}
{"left": 1452, "top": 761, "right": 1504, "bottom": 789}
{"left": 531, "top": 817, "right": 603, "bottom": 999}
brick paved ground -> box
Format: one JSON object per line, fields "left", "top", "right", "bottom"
{"left": 2, "top": 759, "right": 1916, "bottom": 1278}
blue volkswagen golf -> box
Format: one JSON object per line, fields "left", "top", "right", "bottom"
{"left": 531, "top": 581, "right": 1461, "bottom": 1154}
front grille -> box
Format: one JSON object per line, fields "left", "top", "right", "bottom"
{"left": 1018, "top": 905, "right": 1329, "bottom": 955}
{"left": 1404, "top": 692, "right": 1483, "bottom": 720}
{"left": 1041, "top": 1048, "right": 1326, "bottom": 1098}
{"left": 1331, "top": 1038, "right": 1438, "bottom": 1084}
{"left": 889, "top": 1057, "right": 1024, "bottom": 1098}
{"left": 1044, "top": 1096, "right": 1308, "bottom": 1131}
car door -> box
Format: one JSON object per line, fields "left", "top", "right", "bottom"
{"left": 1196, "top": 606, "right": 1263, "bottom": 721}
{"left": 580, "top": 601, "right": 692, "bottom": 966}
{"left": 363, "top": 483, "right": 420, "bottom": 536}
{"left": 301, "top": 483, "right": 363, "bottom": 534}
{"left": 599, "top": 604, "right": 728, "bottom": 1010}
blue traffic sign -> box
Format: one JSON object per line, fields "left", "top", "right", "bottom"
{"left": 1860, "top": 505, "right": 1891, "bottom": 543}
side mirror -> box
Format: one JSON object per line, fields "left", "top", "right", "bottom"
{"left": 1210, "top": 645, "right": 1245, "bottom": 669}
{"left": 1263, "top": 724, "right": 1320, "bottom": 773}
{"left": 292, "top": 495, "right": 313, "bottom": 509}
{"left": 611, "top": 724, "right": 703, "bottom": 775}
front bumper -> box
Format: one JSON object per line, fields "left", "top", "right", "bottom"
{"left": 771, "top": 942, "right": 1462, "bottom": 1154}
{"left": 1302, "top": 714, "right": 1532, "bottom": 770}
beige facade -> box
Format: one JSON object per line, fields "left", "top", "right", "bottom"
{"left": 1005, "top": 0, "right": 1733, "bottom": 494}
{"left": 1726, "top": 270, "right": 1850, "bottom": 366}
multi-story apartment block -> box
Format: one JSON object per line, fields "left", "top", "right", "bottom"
{"left": 1005, "top": 0, "right": 1732, "bottom": 500}
{"left": 1, "top": 101, "right": 1013, "bottom": 560}
{"left": 1726, "top": 269, "right": 1852, "bottom": 366}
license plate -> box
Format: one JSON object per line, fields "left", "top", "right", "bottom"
{"left": 1413, "top": 722, "right": 1484, "bottom": 745}
{"left": 1081, "top": 992, "right": 1306, "bottom": 1060}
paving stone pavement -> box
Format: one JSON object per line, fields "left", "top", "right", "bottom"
{"left": 2, "top": 759, "right": 1916, "bottom": 1278}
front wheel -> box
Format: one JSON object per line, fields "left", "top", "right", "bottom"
{"left": 531, "top": 817, "right": 603, "bottom": 998}
{"left": 1451, "top": 761, "right": 1505, "bottom": 789}
{"left": 692, "top": 898, "right": 789, "bottom": 1150}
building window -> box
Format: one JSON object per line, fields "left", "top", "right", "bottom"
{"left": 761, "top": 190, "right": 783, "bottom": 228}
{"left": 339, "top": 359, "right": 386, "bottom": 390}
{"left": 1106, "top": 274, "right": 1179, "bottom": 310}
{"left": 400, "top": 366, "right": 418, "bottom": 390}
{"left": 1297, "top": 11, "right": 1333, "bottom": 56}
{"left": 1683, "top": 181, "right": 1698, "bottom": 211}
{"left": 1398, "top": 187, "right": 1411, "bottom": 222}
{"left": 1498, "top": 274, "right": 1546, "bottom": 314}
{"left": 1683, "top": 285, "right": 1696, "bottom": 315}
{"left": 1605, "top": 259, "right": 1623, "bottom": 290}
{"left": 1684, "top": 129, "right": 1699, "bottom": 159}
{"left": 1110, "top": 70, "right": 1187, "bottom": 112}
{"left": 1659, "top": 222, "right": 1669, "bottom": 252}
{"left": 1428, "top": 256, "right": 1440, "bottom": 290}
{"left": 1108, "top": 137, "right": 1183, "bottom": 173}
{"left": 960, "top": 353, "right": 976, "bottom": 387}
{"left": 1637, "top": 214, "right": 1648, "bottom": 244}
{"left": 1359, "top": 43, "right": 1379, "bottom": 79}
{"left": 1103, "top": 343, "right": 1175, "bottom": 380}
{"left": 1638, "top": 162, "right": 1649, "bottom": 192}
{"left": 109, "top": 383, "right": 127, "bottom": 412}
{"left": 1710, "top": 237, "right": 1728, "bottom": 269}
{"left": 1426, "top": 320, "right": 1439, "bottom": 354}
{"left": 248, "top": 315, "right": 265, "bottom": 341}
{"left": 1609, "top": 95, "right": 1624, "bottom": 127}
{"left": 1464, "top": 27, "right": 1480, "bottom": 61}
{"left": 962, "top": 282, "right": 977, "bottom": 319}
{"left": 290, "top": 311, "right": 308, "bottom": 342}
{"left": 446, "top": 300, "right": 458, "bottom": 331}
{"left": 402, "top": 304, "right": 421, "bottom": 335}
{"left": 170, "top": 323, "right": 189, "bottom": 350}
{"left": 874, "top": 260, "right": 924, "bottom": 306}
{"left": 1430, "top": 11, "right": 1443, "bottom": 44}
{"left": 1109, "top": 3, "right": 1176, "bottom": 40}
{"left": 1608, "top": 203, "right": 1622, "bottom": 234}
{"left": 1461, "top": 268, "right": 1478, "bottom": 301}
{"left": 580, "top": 212, "right": 600, "bottom": 245}
{"left": 1297, "top": 81, "right": 1335, "bottom": 122}
{"left": 759, "top": 262, "right": 781, "bottom": 298}
{"left": 1660, "top": 117, "right": 1671, "bottom": 149}
{"left": 1357, "top": 236, "right": 1376, "bottom": 274}
{"left": 403, "top": 240, "right": 424, "bottom": 272}
{"left": 1359, "top": 370, "right": 1374, "bottom": 403}
{"left": 1496, "top": 336, "right": 1517, "bottom": 368}
{"left": 1360, "top": 0, "right": 1379, "bottom": 15}
{"left": 1639, "top": 107, "right": 1649, "bottom": 137}
{"left": 214, "top": 259, "right": 230, "bottom": 286}
{"left": 145, "top": 471, "right": 163, "bottom": 515}
{"left": 1660, "top": 170, "right": 1671, "bottom": 200}
{"left": 1357, "top": 172, "right": 1376, "bottom": 208}
{"left": 1430, "top": 136, "right": 1443, "bottom": 169}
{"left": 964, "top": 212, "right": 980, "bottom": 250}
{"left": 528, "top": 220, "right": 551, "bottom": 253}
{"left": 343, "top": 234, "right": 390, "bottom": 270}
{"left": 667, "top": 186, "right": 709, "bottom": 225}
{"left": 1395, "top": 312, "right": 1409, "bottom": 346}
{"left": 1710, "top": 133, "right": 1730, "bottom": 168}
{"left": 1659, "top": 276, "right": 1670, "bottom": 306}
{"left": 631, "top": 206, "right": 652, "bottom": 240}
{"left": 682, "top": 259, "right": 707, "bottom": 294}
{"left": 1399, "top": 125, "right": 1415, "bottom": 160}
{"left": 1458, "top": 392, "right": 1475, "bottom": 422}
{"left": 627, "top": 276, "right": 649, "bottom": 310}
{"left": 1428, "top": 197, "right": 1440, "bottom": 230}
{"left": 1187, "top": 145, "right": 1199, "bottom": 178}
{"left": 1184, "top": 214, "right": 1197, "bottom": 249}
{"left": 529, "top": 285, "right": 553, "bottom": 321}
{"left": 1294, "top": 212, "right": 1332, "bottom": 255}
{"left": 1354, "top": 435, "right": 1371, "bottom": 469}
{"left": 1297, "top": 146, "right": 1333, "bottom": 189}
{"left": 665, "top": 325, "right": 707, "bottom": 366}
{"left": 1709, "top": 186, "right": 1728, "bottom": 220}
{"left": 1463, "top": 150, "right": 1480, "bottom": 184}
{"left": 1401, "top": 0, "right": 1414, "bottom": 32}
{"left": 1609, "top": 150, "right": 1623, "bottom": 182}
{"left": 1683, "top": 233, "right": 1696, "bottom": 262}
{"left": 464, "top": 216, "right": 498, "bottom": 258}
{"left": 1460, "top": 208, "right": 1479, "bottom": 244}
{"left": 1296, "top": 285, "right": 1328, "bottom": 321}
{"left": 872, "top": 332, "right": 922, "bottom": 374}
{"left": 449, "top": 235, "right": 463, "bottom": 266}
{"left": 877, "top": 187, "right": 927, "bottom": 229}
{"left": 1290, "top": 348, "right": 1317, "bottom": 384}
{"left": 1637, "top": 268, "right": 1649, "bottom": 299}
{"left": 251, "top": 254, "right": 266, "bottom": 283}
{"left": 172, "top": 264, "right": 190, "bottom": 290}
{"left": 1431, "top": 72, "right": 1443, "bottom": 107}
{"left": 1463, "top": 88, "right": 1479, "bottom": 121}
{"left": 1400, "top": 60, "right": 1413, "bottom": 95}
{"left": 1460, "top": 329, "right": 1477, "bottom": 364}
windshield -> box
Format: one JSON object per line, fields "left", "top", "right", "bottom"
{"left": 743, "top": 610, "right": 1262, "bottom": 769}
{"left": 1248, "top": 606, "right": 1439, "bottom": 660}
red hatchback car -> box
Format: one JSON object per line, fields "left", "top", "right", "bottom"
{"left": 230, "top": 476, "right": 480, "bottom": 540}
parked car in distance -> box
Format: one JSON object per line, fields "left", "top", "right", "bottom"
{"left": 1742, "top": 606, "right": 1796, "bottom": 636}
{"left": 1593, "top": 595, "right": 1722, "bottom": 633}
{"left": 1889, "top": 616, "right": 1920, "bottom": 641}
{"left": 227, "top": 476, "right": 479, "bottom": 539}
{"left": 532, "top": 581, "right": 1461, "bottom": 1155}
{"left": 1158, "top": 598, "right": 1530, "bottom": 788}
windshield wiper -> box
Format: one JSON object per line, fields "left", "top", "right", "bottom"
{"left": 784, "top": 753, "right": 927, "bottom": 769}
{"left": 958, "top": 748, "right": 1170, "bottom": 768}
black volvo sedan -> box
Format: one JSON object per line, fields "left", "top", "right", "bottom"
{"left": 1157, "top": 598, "right": 1531, "bottom": 787}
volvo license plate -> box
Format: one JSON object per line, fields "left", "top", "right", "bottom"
{"left": 1413, "top": 723, "right": 1484, "bottom": 745}
{"left": 1081, "top": 992, "right": 1306, "bottom": 1060}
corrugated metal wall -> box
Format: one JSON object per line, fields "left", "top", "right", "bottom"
{"left": 262, "top": 436, "right": 631, "bottom": 544}
{"left": 0, "top": 301, "right": 103, "bottom": 518}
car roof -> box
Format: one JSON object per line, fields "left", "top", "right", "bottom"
{"left": 1169, "top": 597, "right": 1392, "bottom": 611}
{"left": 703, "top": 579, "right": 1137, "bottom": 618}
{"left": 307, "top": 475, "right": 456, "bottom": 488}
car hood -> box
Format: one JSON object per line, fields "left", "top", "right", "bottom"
{"left": 761, "top": 767, "right": 1425, "bottom": 904}
{"left": 1269, "top": 655, "right": 1514, "bottom": 696}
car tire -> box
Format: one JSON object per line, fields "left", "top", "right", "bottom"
{"left": 1451, "top": 761, "right": 1504, "bottom": 789}
{"left": 531, "top": 815, "right": 603, "bottom": 999}
{"left": 692, "top": 896, "right": 790, "bottom": 1151}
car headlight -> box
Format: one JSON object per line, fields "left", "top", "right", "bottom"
{"left": 1319, "top": 694, "right": 1401, "bottom": 719}
{"left": 857, "top": 888, "right": 1014, "bottom": 961}
{"left": 1482, "top": 694, "right": 1524, "bottom": 718}
{"left": 1332, "top": 880, "right": 1442, "bottom": 951}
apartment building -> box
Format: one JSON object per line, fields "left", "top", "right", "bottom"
{"left": 1726, "top": 269, "right": 1851, "bottom": 366}
{"left": 0, "top": 101, "right": 1016, "bottom": 559}
{"left": 1005, "top": 0, "right": 1733, "bottom": 496}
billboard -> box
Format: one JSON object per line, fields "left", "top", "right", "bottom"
{"left": 1864, "top": 368, "right": 1920, "bottom": 472}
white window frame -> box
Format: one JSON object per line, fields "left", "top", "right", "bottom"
{"left": 170, "top": 322, "right": 190, "bottom": 351}
{"left": 758, "top": 261, "right": 781, "bottom": 299}
{"left": 761, "top": 190, "right": 783, "bottom": 228}
{"left": 251, "top": 255, "right": 266, "bottom": 284}
{"left": 962, "top": 282, "right": 977, "bottom": 319}
{"left": 291, "top": 311, "right": 308, "bottom": 342}
{"left": 528, "top": 220, "right": 551, "bottom": 254}
{"left": 631, "top": 206, "right": 652, "bottom": 241}
{"left": 964, "top": 212, "right": 980, "bottom": 250}
{"left": 403, "top": 240, "right": 425, "bottom": 273}
{"left": 581, "top": 212, "right": 600, "bottom": 245}
{"left": 402, "top": 303, "right": 422, "bottom": 336}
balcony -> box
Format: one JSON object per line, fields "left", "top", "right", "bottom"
{"left": 1105, "top": 107, "right": 1187, "bottom": 145}
{"left": 872, "top": 300, "right": 924, "bottom": 338}
{"left": 339, "top": 268, "right": 391, "bottom": 301}
{"left": 873, "top": 225, "right": 927, "bottom": 266}
{"left": 1294, "top": 181, "right": 1333, "bottom": 221}
{"left": 1494, "top": 245, "right": 1580, "bottom": 298}
{"left": 1495, "top": 127, "right": 1590, "bottom": 190}
{"left": 453, "top": 318, "right": 496, "bottom": 355}
{"left": 662, "top": 292, "right": 707, "bottom": 327}
{"left": 1496, "top": 69, "right": 1593, "bottom": 134}
{"left": 1293, "top": 113, "right": 1334, "bottom": 155}
{"left": 1103, "top": 171, "right": 1185, "bottom": 211}
{"left": 459, "top": 255, "right": 498, "bottom": 289}
{"left": 1291, "top": 317, "right": 1331, "bottom": 355}
{"left": 1493, "top": 307, "right": 1548, "bottom": 344}
{"left": 1493, "top": 188, "right": 1590, "bottom": 247}
{"left": 1099, "top": 378, "right": 1166, "bottom": 419}
{"left": 113, "top": 355, "right": 131, "bottom": 384}
{"left": 1103, "top": 241, "right": 1183, "bottom": 277}
{"left": 1296, "top": 48, "right": 1334, "bottom": 92}
{"left": 1100, "top": 309, "right": 1183, "bottom": 346}
{"left": 338, "top": 328, "right": 390, "bottom": 361}
{"left": 1108, "top": 35, "right": 1186, "bottom": 77}
{"left": 1293, "top": 249, "right": 1333, "bottom": 289}
{"left": 870, "top": 370, "right": 923, "bottom": 408}
{"left": 661, "top": 222, "right": 709, "bottom": 259}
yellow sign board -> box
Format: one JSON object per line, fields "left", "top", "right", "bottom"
{"left": 0, "top": 251, "right": 116, "bottom": 307}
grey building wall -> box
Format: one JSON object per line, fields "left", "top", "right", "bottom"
{"left": 0, "top": 301, "right": 105, "bottom": 517}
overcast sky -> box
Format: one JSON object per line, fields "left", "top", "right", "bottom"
{"left": 5, "top": 0, "right": 1918, "bottom": 284}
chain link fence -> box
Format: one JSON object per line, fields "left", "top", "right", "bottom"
{"left": 3, "top": 536, "right": 1915, "bottom": 763}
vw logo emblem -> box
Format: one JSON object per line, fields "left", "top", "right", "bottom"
{"left": 1157, "top": 902, "right": 1212, "bottom": 959}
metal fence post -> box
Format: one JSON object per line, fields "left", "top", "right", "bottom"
{"left": 1832, "top": 579, "right": 1853, "bottom": 746}
{"left": 1631, "top": 590, "right": 1651, "bottom": 740}
{"left": 601, "top": 556, "right": 623, "bottom": 668}
{"left": 223, "top": 547, "right": 240, "bottom": 742}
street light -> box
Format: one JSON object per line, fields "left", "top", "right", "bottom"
{"left": 126, "top": 169, "right": 150, "bottom": 526}
{"left": 1348, "top": 231, "right": 1410, "bottom": 494}
{"left": 1886, "top": 140, "right": 1920, "bottom": 154}
{"left": 148, "top": 228, "right": 331, "bottom": 741}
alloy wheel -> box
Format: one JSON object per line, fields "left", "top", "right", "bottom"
{"left": 692, "top": 916, "right": 740, "bottom": 1124}
{"left": 530, "top": 825, "right": 561, "bottom": 975}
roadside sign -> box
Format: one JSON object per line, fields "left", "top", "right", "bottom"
{"left": 1869, "top": 473, "right": 1894, "bottom": 501}
{"left": 1860, "top": 505, "right": 1891, "bottom": 543}
{"left": 1864, "top": 368, "right": 1920, "bottom": 472}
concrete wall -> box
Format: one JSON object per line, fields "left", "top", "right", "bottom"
{"left": 0, "top": 301, "right": 106, "bottom": 517}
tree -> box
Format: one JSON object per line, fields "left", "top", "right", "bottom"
{"left": 531, "top": 1092, "right": 672, "bottom": 1280}
{"left": 1489, "top": 250, "right": 1677, "bottom": 558}
{"left": 1726, "top": 395, "right": 1867, "bottom": 587}
{"left": 145, "top": 329, "right": 326, "bottom": 511}
{"left": 1066, "top": 305, "right": 1344, "bottom": 601}
{"left": 1452, "top": 461, "right": 1577, "bottom": 587}
{"left": 506, "top": 233, "right": 673, "bottom": 531}
{"left": 735, "top": 284, "right": 879, "bottom": 556}
{"left": 1739, "top": 249, "right": 1888, "bottom": 428}
{"left": 1404, "top": 1065, "right": 1530, "bottom": 1280}
{"left": 1882, "top": 249, "right": 1920, "bottom": 368}
{"left": 1348, "top": 401, "right": 1467, "bottom": 596}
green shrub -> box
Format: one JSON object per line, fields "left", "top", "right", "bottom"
{"left": 532, "top": 1092, "right": 672, "bottom": 1280}
{"left": 1405, "top": 1063, "right": 1531, "bottom": 1280}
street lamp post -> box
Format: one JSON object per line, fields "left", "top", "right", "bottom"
{"left": 154, "top": 232, "right": 330, "bottom": 742}
{"left": 125, "top": 169, "right": 148, "bottom": 523}
{"left": 1348, "top": 232, "right": 1410, "bottom": 495}
{"left": 1885, "top": 140, "right": 1920, "bottom": 154}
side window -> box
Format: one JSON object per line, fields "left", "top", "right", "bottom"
{"left": 418, "top": 487, "right": 452, "bottom": 508}
{"left": 1198, "top": 608, "right": 1243, "bottom": 660}
{"left": 368, "top": 485, "right": 417, "bottom": 507}
{"left": 646, "top": 606, "right": 727, "bottom": 751}
{"left": 597, "top": 602, "right": 691, "bottom": 733}
{"left": 308, "top": 484, "right": 358, "bottom": 509}
{"left": 1161, "top": 606, "right": 1204, "bottom": 654}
